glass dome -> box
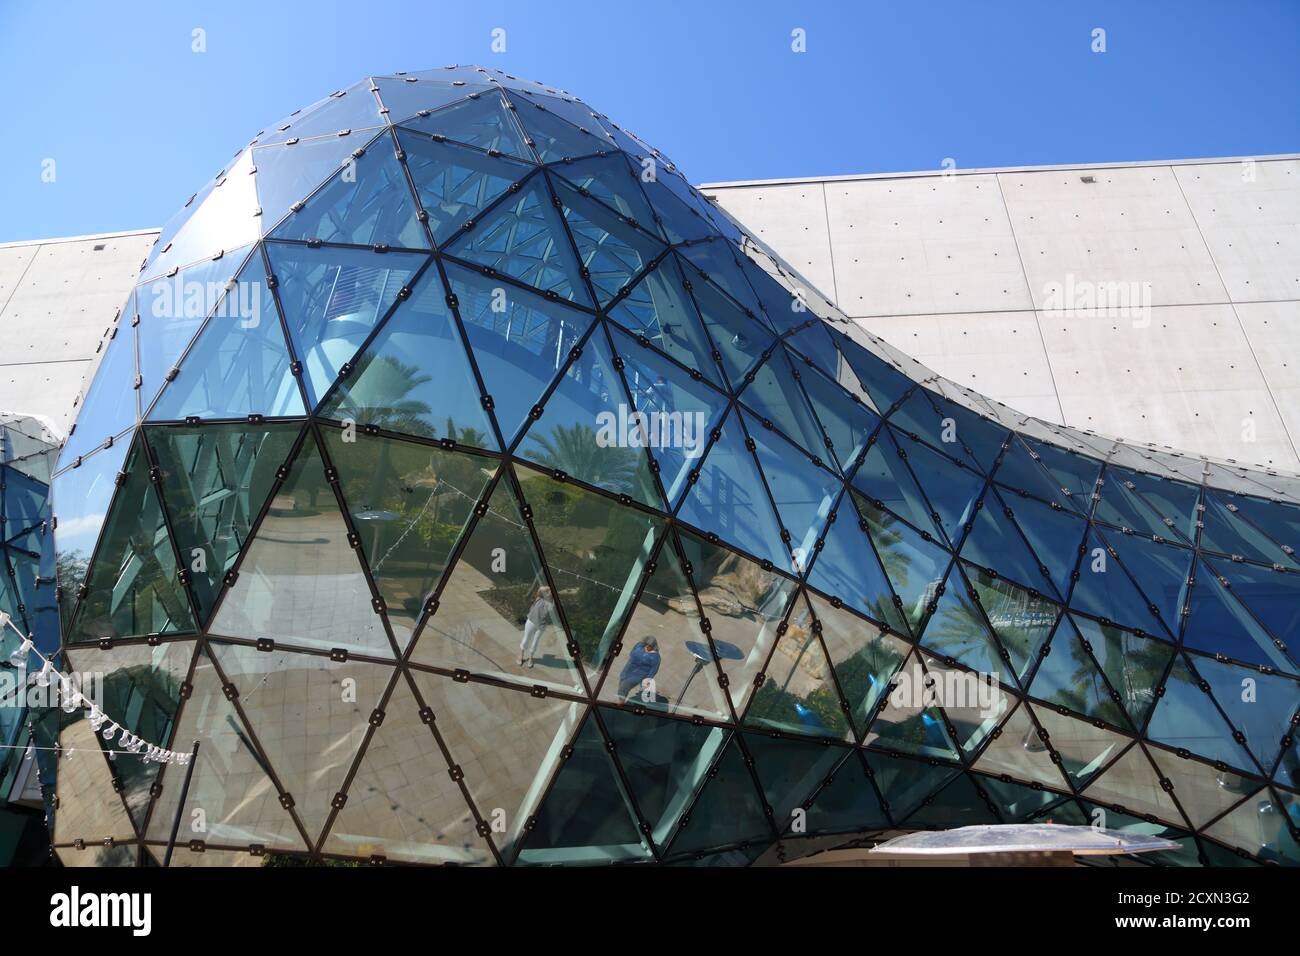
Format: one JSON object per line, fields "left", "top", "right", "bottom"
{"left": 43, "top": 66, "right": 1300, "bottom": 867}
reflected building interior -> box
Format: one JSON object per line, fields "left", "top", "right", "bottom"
{"left": 38, "top": 67, "right": 1300, "bottom": 867}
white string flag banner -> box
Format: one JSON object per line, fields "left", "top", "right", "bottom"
{"left": 1, "top": 611, "right": 192, "bottom": 766}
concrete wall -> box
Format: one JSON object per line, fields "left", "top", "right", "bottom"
{"left": 702, "top": 156, "right": 1300, "bottom": 471}
{"left": 0, "top": 230, "right": 158, "bottom": 435}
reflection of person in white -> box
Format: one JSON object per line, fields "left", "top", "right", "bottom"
{"left": 519, "top": 585, "right": 555, "bottom": 669}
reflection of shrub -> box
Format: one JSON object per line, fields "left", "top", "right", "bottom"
{"left": 746, "top": 682, "right": 844, "bottom": 736}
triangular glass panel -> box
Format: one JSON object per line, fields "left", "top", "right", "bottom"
{"left": 743, "top": 413, "right": 840, "bottom": 570}
{"left": 832, "top": 330, "right": 915, "bottom": 415}
{"left": 866, "top": 752, "right": 960, "bottom": 823}
{"left": 62, "top": 312, "right": 137, "bottom": 464}
{"left": 597, "top": 538, "right": 730, "bottom": 722}
{"left": 806, "top": 591, "right": 909, "bottom": 737}
{"left": 266, "top": 242, "right": 426, "bottom": 407}
{"left": 323, "top": 429, "right": 492, "bottom": 647}
{"left": 443, "top": 260, "right": 595, "bottom": 448}
{"left": 412, "top": 477, "right": 583, "bottom": 695}
{"left": 1094, "top": 466, "right": 1198, "bottom": 541}
{"left": 515, "top": 463, "right": 665, "bottom": 680}
{"left": 678, "top": 241, "right": 765, "bottom": 320}
{"left": 148, "top": 252, "right": 305, "bottom": 421}
{"left": 321, "top": 673, "right": 493, "bottom": 864}
{"left": 893, "top": 437, "right": 983, "bottom": 551}
{"left": 995, "top": 493, "right": 1084, "bottom": 604}
{"left": 142, "top": 647, "right": 307, "bottom": 851}
{"left": 209, "top": 641, "right": 397, "bottom": 845}
{"left": 552, "top": 174, "right": 665, "bottom": 308}
{"left": 209, "top": 431, "right": 392, "bottom": 657}
{"left": 408, "top": 669, "right": 580, "bottom": 860}
{"left": 851, "top": 429, "right": 939, "bottom": 538}
{"left": 608, "top": 254, "right": 724, "bottom": 388}
{"left": 743, "top": 602, "right": 852, "bottom": 741}
{"left": 795, "top": 752, "right": 889, "bottom": 834}
{"left": 1145, "top": 745, "right": 1263, "bottom": 830}
{"left": 1204, "top": 788, "right": 1300, "bottom": 864}
{"left": 396, "top": 129, "right": 531, "bottom": 246}
{"left": 1070, "top": 614, "right": 1172, "bottom": 729}
{"left": 677, "top": 528, "right": 798, "bottom": 714}
{"left": 1146, "top": 654, "right": 1257, "bottom": 771}
{"left": 1223, "top": 492, "right": 1300, "bottom": 558}
{"left": 1078, "top": 742, "right": 1184, "bottom": 826}
{"left": 550, "top": 153, "right": 661, "bottom": 239}
{"left": 675, "top": 408, "right": 791, "bottom": 572}
{"left": 682, "top": 260, "right": 773, "bottom": 389}
{"left": 967, "top": 565, "right": 1060, "bottom": 681}
{"left": 147, "top": 422, "right": 302, "bottom": 625}
{"left": 600, "top": 706, "right": 728, "bottom": 852}
{"left": 75, "top": 640, "right": 192, "bottom": 830}
{"left": 400, "top": 91, "right": 532, "bottom": 160}
{"left": 972, "top": 697, "right": 1071, "bottom": 790}
{"left": 862, "top": 653, "right": 961, "bottom": 760}
{"left": 860, "top": 498, "right": 950, "bottom": 634}
{"left": 516, "top": 714, "right": 652, "bottom": 864}
{"left": 270, "top": 136, "right": 428, "bottom": 249}
{"left": 254, "top": 130, "right": 383, "bottom": 236}
{"left": 739, "top": 349, "right": 829, "bottom": 461}
{"left": 744, "top": 732, "right": 846, "bottom": 827}
{"left": 1201, "top": 557, "right": 1300, "bottom": 667}
{"left": 635, "top": 167, "right": 716, "bottom": 244}
{"left": 513, "top": 325, "right": 663, "bottom": 508}
{"left": 373, "top": 77, "right": 489, "bottom": 126}
{"left": 916, "top": 653, "right": 1008, "bottom": 756}
{"left": 257, "top": 84, "right": 385, "bottom": 146}
{"left": 606, "top": 323, "right": 729, "bottom": 509}
{"left": 904, "top": 772, "right": 1000, "bottom": 828}
{"left": 136, "top": 247, "right": 253, "bottom": 412}
{"left": 806, "top": 501, "right": 909, "bottom": 635}
{"left": 971, "top": 701, "right": 1069, "bottom": 790}
{"left": 1028, "top": 616, "right": 1129, "bottom": 727}
{"left": 1192, "top": 655, "right": 1296, "bottom": 772}
{"left": 445, "top": 174, "right": 593, "bottom": 306}
{"left": 1099, "top": 528, "right": 1191, "bottom": 631}
{"left": 960, "top": 495, "right": 1060, "bottom": 599}
{"left": 665, "top": 736, "right": 772, "bottom": 858}
{"left": 1183, "top": 559, "right": 1296, "bottom": 672}
{"left": 52, "top": 439, "right": 131, "bottom": 636}
{"left": 917, "top": 566, "right": 1015, "bottom": 686}
{"left": 889, "top": 387, "right": 1008, "bottom": 475}
{"left": 1069, "top": 529, "right": 1172, "bottom": 637}
{"left": 981, "top": 777, "right": 1068, "bottom": 823}
{"left": 1200, "top": 492, "right": 1287, "bottom": 565}
{"left": 795, "top": 358, "right": 878, "bottom": 474}
{"left": 67, "top": 436, "right": 196, "bottom": 643}
{"left": 507, "top": 94, "right": 609, "bottom": 163}
{"left": 1033, "top": 705, "right": 1133, "bottom": 790}
{"left": 319, "top": 268, "right": 497, "bottom": 446}
{"left": 139, "top": 150, "right": 261, "bottom": 281}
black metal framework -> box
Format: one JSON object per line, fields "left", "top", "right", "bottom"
{"left": 38, "top": 65, "right": 1300, "bottom": 868}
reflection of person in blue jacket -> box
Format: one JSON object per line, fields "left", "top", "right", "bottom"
{"left": 616, "top": 637, "right": 661, "bottom": 700}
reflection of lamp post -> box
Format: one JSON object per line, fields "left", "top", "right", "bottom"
{"left": 676, "top": 639, "right": 743, "bottom": 712}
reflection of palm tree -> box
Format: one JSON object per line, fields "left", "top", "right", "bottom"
{"left": 528, "top": 423, "right": 637, "bottom": 488}
{"left": 338, "top": 355, "right": 432, "bottom": 435}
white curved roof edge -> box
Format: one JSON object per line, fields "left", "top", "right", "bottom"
{"left": 698, "top": 152, "right": 1300, "bottom": 190}
{"left": 0, "top": 227, "right": 159, "bottom": 251}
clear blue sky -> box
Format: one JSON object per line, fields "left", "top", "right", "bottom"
{"left": 1, "top": 0, "right": 1296, "bottom": 242}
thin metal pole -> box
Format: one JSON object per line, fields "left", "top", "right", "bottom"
{"left": 161, "top": 740, "right": 200, "bottom": 868}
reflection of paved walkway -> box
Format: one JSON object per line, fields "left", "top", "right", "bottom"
{"left": 212, "top": 506, "right": 388, "bottom": 656}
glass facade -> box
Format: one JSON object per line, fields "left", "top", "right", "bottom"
{"left": 43, "top": 67, "right": 1300, "bottom": 867}
{"left": 0, "top": 416, "right": 59, "bottom": 864}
